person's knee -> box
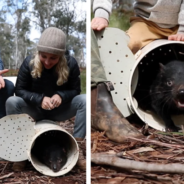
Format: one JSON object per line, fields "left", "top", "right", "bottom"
{"left": 6, "top": 96, "right": 23, "bottom": 112}
{"left": 127, "top": 38, "right": 142, "bottom": 54}
{"left": 6, "top": 96, "right": 17, "bottom": 108}
{"left": 78, "top": 94, "right": 86, "bottom": 108}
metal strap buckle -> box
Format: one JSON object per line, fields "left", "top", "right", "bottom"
{"left": 104, "top": 81, "right": 114, "bottom": 91}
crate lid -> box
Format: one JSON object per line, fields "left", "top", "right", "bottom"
{"left": 0, "top": 114, "right": 36, "bottom": 161}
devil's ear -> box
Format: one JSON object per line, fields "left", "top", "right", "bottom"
{"left": 159, "top": 63, "right": 166, "bottom": 73}
{"left": 62, "top": 148, "right": 66, "bottom": 153}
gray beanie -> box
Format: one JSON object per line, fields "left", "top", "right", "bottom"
{"left": 37, "top": 27, "right": 66, "bottom": 55}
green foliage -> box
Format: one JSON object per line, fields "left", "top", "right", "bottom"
{"left": 109, "top": 10, "right": 131, "bottom": 31}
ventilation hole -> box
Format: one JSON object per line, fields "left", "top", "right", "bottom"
{"left": 116, "top": 42, "right": 118, "bottom": 45}
{"left": 114, "top": 83, "right": 116, "bottom": 85}
{"left": 140, "top": 62, "right": 143, "bottom": 65}
{"left": 109, "top": 51, "right": 112, "bottom": 54}
{"left": 117, "top": 60, "right": 119, "bottom": 62}
{"left": 101, "top": 35, "right": 103, "bottom": 38}
{"left": 169, "top": 50, "right": 171, "bottom": 52}
{"left": 125, "top": 55, "right": 128, "bottom": 57}
{"left": 99, "top": 46, "right": 101, "bottom": 48}
{"left": 109, "top": 72, "right": 111, "bottom": 75}
{"left": 121, "top": 71, "right": 123, "bottom": 73}
{"left": 142, "top": 70, "right": 144, "bottom": 72}
{"left": 160, "top": 48, "right": 162, "bottom": 51}
{"left": 124, "top": 98, "right": 126, "bottom": 101}
{"left": 120, "top": 82, "right": 122, "bottom": 84}
{"left": 152, "top": 53, "right": 154, "bottom": 55}
{"left": 115, "top": 92, "right": 117, "bottom": 94}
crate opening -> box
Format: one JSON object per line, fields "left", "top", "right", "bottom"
{"left": 131, "top": 43, "right": 184, "bottom": 130}
{"left": 30, "top": 129, "right": 78, "bottom": 176}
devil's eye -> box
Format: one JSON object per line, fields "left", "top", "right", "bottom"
{"left": 167, "top": 81, "right": 173, "bottom": 86}
{"left": 58, "top": 159, "right": 62, "bottom": 163}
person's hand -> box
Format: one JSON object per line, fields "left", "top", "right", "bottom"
{"left": 50, "top": 94, "right": 62, "bottom": 108}
{"left": 0, "top": 69, "right": 9, "bottom": 89}
{"left": 91, "top": 17, "right": 108, "bottom": 31}
{"left": 41, "top": 96, "right": 54, "bottom": 110}
{"left": 168, "top": 33, "right": 184, "bottom": 41}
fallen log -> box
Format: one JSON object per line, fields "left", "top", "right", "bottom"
{"left": 91, "top": 153, "right": 184, "bottom": 173}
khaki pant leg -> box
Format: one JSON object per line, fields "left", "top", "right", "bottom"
{"left": 126, "top": 17, "right": 178, "bottom": 54}
{"left": 91, "top": 29, "right": 107, "bottom": 87}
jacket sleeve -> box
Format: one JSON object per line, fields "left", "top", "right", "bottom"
{"left": 15, "top": 56, "right": 44, "bottom": 106}
{"left": 93, "top": 0, "right": 112, "bottom": 21}
{"left": 56, "top": 56, "right": 81, "bottom": 104}
{"left": 0, "top": 59, "right": 4, "bottom": 70}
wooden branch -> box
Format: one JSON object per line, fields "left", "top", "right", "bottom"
{"left": 91, "top": 153, "right": 184, "bottom": 173}
{"left": 127, "top": 137, "right": 184, "bottom": 149}
{"left": 0, "top": 172, "right": 14, "bottom": 180}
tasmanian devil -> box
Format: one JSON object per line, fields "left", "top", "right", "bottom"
{"left": 150, "top": 60, "right": 184, "bottom": 132}
{"left": 32, "top": 133, "right": 67, "bottom": 172}
{"left": 40, "top": 143, "right": 67, "bottom": 172}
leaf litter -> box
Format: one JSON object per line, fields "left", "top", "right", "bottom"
{"left": 91, "top": 116, "right": 184, "bottom": 184}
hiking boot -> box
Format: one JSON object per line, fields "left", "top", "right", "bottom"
{"left": 75, "top": 138, "right": 86, "bottom": 171}
{"left": 91, "top": 82, "right": 142, "bottom": 143}
{"left": 12, "top": 160, "right": 27, "bottom": 171}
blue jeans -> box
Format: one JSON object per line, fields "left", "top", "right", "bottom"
{"left": 6, "top": 94, "right": 86, "bottom": 139}
{"left": 0, "top": 79, "right": 14, "bottom": 118}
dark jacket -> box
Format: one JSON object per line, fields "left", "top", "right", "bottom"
{"left": 15, "top": 53, "right": 81, "bottom": 106}
{"left": 0, "top": 59, "right": 4, "bottom": 70}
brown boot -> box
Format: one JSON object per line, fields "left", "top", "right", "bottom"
{"left": 12, "top": 161, "right": 27, "bottom": 171}
{"left": 75, "top": 138, "right": 86, "bottom": 171}
{"left": 91, "top": 82, "right": 142, "bottom": 143}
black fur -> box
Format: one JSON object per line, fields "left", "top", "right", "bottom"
{"left": 150, "top": 60, "right": 184, "bottom": 132}
{"left": 31, "top": 131, "right": 67, "bottom": 172}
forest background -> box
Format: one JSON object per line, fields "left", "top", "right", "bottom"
{"left": 1, "top": 0, "right": 86, "bottom": 93}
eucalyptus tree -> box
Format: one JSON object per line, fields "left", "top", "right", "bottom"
{"left": 0, "top": 0, "right": 32, "bottom": 69}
